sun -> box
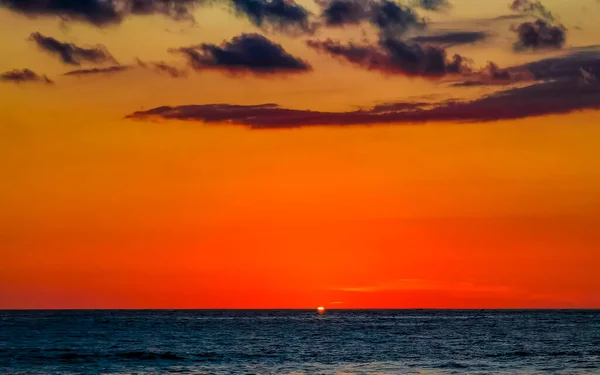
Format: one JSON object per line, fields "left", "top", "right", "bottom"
{"left": 317, "top": 306, "right": 325, "bottom": 314}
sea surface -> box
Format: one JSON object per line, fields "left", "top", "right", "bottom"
{"left": 1, "top": 310, "right": 599, "bottom": 374}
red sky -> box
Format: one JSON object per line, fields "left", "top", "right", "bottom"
{"left": 1, "top": 0, "right": 600, "bottom": 308}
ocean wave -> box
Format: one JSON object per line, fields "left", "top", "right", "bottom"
{"left": 115, "top": 351, "right": 185, "bottom": 360}
{"left": 3, "top": 350, "right": 187, "bottom": 362}
{"left": 485, "top": 350, "right": 598, "bottom": 358}
{"left": 485, "top": 351, "right": 533, "bottom": 358}
{"left": 436, "top": 361, "right": 469, "bottom": 369}
{"left": 194, "top": 352, "right": 223, "bottom": 361}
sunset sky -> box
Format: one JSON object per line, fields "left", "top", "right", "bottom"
{"left": 1, "top": 0, "right": 600, "bottom": 309}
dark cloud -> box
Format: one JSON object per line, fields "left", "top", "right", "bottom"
{"left": 0, "top": 68, "right": 53, "bottom": 84}
{"left": 307, "top": 37, "right": 469, "bottom": 77}
{"left": 171, "top": 33, "right": 311, "bottom": 76}
{"left": 136, "top": 59, "right": 188, "bottom": 77}
{"left": 451, "top": 62, "right": 533, "bottom": 87}
{"left": 510, "top": 0, "right": 555, "bottom": 21}
{"left": 319, "top": 0, "right": 370, "bottom": 27}
{"left": 519, "top": 48, "right": 600, "bottom": 81}
{"left": 127, "top": 78, "right": 600, "bottom": 128}
{"left": 382, "top": 37, "right": 468, "bottom": 74}
{"left": 129, "top": 0, "right": 201, "bottom": 21}
{"left": 307, "top": 39, "right": 389, "bottom": 71}
{"left": 513, "top": 19, "right": 566, "bottom": 51}
{"left": 410, "top": 31, "right": 487, "bottom": 46}
{"left": 371, "top": 0, "right": 425, "bottom": 36}
{"left": 509, "top": 0, "right": 566, "bottom": 51}
{"left": 444, "top": 48, "right": 600, "bottom": 87}
{"left": 29, "top": 32, "right": 117, "bottom": 66}
{"left": 415, "top": 0, "right": 449, "bottom": 11}
{"left": 318, "top": 0, "right": 425, "bottom": 36}
{"left": 128, "top": 49, "right": 600, "bottom": 126}
{"left": 63, "top": 65, "right": 131, "bottom": 76}
{"left": 450, "top": 62, "right": 529, "bottom": 87}
{"left": 230, "top": 0, "right": 314, "bottom": 35}
{"left": 450, "top": 80, "right": 492, "bottom": 87}
{"left": 314, "top": 1, "right": 438, "bottom": 76}
{"left": 0, "top": 0, "right": 202, "bottom": 26}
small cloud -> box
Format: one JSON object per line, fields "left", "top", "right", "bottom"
{"left": 136, "top": 59, "right": 188, "bottom": 78}
{"left": 450, "top": 61, "right": 534, "bottom": 87}
{"left": 512, "top": 19, "right": 566, "bottom": 51}
{"left": 510, "top": 0, "right": 555, "bottom": 22}
{"left": 319, "top": 0, "right": 371, "bottom": 27}
{"left": 414, "top": 0, "right": 450, "bottom": 11}
{"left": 0, "top": 68, "right": 53, "bottom": 84}
{"left": 373, "top": 0, "right": 426, "bottom": 37}
{"left": 229, "top": 0, "right": 315, "bottom": 35}
{"left": 171, "top": 33, "right": 312, "bottom": 76}
{"left": 63, "top": 65, "right": 131, "bottom": 76}
{"left": 29, "top": 32, "right": 117, "bottom": 66}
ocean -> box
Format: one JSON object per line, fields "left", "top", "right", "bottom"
{"left": 1, "top": 310, "right": 599, "bottom": 374}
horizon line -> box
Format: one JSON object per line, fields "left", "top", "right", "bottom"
{"left": 2, "top": 308, "right": 599, "bottom": 311}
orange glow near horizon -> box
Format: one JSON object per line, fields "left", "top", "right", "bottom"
{"left": 1, "top": 1, "right": 600, "bottom": 309}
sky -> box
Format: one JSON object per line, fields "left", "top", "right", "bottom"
{"left": 1, "top": 0, "right": 600, "bottom": 309}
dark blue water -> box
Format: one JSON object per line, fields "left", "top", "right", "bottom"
{"left": 1, "top": 310, "right": 599, "bottom": 374}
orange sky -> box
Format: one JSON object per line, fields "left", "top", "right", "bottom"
{"left": 1, "top": 0, "right": 600, "bottom": 309}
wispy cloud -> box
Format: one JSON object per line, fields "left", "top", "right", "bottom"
{"left": 0, "top": 68, "right": 53, "bottom": 84}
{"left": 410, "top": 31, "right": 488, "bottom": 47}
{"left": 62, "top": 60, "right": 188, "bottom": 78}
{"left": 63, "top": 65, "right": 131, "bottom": 76}
{"left": 29, "top": 32, "right": 117, "bottom": 66}
{"left": 338, "top": 279, "right": 512, "bottom": 294}
{"left": 451, "top": 47, "right": 600, "bottom": 87}
{"left": 136, "top": 59, "right": 188, "bottom": 78}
